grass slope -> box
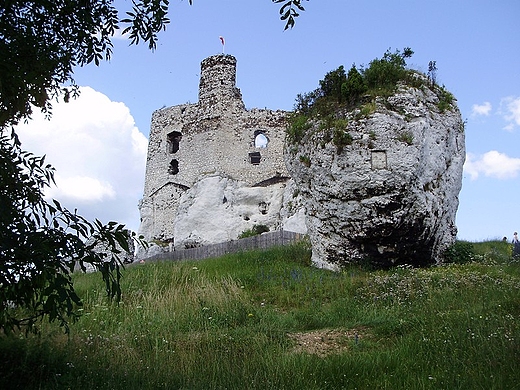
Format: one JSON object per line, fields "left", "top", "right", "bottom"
{"left": 1, "top": 240, "right": 519, "bottom": 389}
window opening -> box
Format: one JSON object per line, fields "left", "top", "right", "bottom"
{"left": 254, "top": 130, "right": 269, "bottom": 148}
{"left": 169, "top": 159, "right": 179, "bottom": 175}
{"left": 249, "top": 152, "right": 261, "bottom": 165}
{"left": 167, "top": 131, "right": 182, "bottom": 154}
{"left": 371, "top": 150, "right": 387, "bottom": 169}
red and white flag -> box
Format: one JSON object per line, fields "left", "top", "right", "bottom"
{"left": 219, "top": 36, "right": 225, "bottom": 53}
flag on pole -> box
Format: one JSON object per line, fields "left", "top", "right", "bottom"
{"left": 219, "top": 36, "right": 225, "bottom": 53}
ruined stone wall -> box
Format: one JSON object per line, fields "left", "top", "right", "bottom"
{"left": 138, "top": 54, "right": 296, "bottom": 246}
{"left": 145, "top": 104, "right": 288, "bottom": 192}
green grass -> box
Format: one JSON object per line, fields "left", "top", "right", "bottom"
{"left": 1, "top": 240, "right": 519, "bottom": 389}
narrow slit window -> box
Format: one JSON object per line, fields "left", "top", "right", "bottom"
{"left": 169, "top": 159, "right": 179, "bottom": 174}
{"left": 167, "top": 131, "right": 182, "bottom": 154}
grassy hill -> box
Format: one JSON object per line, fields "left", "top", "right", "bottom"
{"left": 1, "top": 240, "right": 519, "bottom": 389}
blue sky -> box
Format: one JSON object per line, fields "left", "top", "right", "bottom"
{"left": 16, "top": 0, "right": 520, "bottom": 242}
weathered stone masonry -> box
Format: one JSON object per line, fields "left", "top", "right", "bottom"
{"left": 138, "top": 54, "right": 306, "bottom": 256}
{"left": 138, "top": 54, "right": 464, "bottom": 268}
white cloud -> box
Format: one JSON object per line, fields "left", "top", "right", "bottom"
{"left": 15, "top": 87, "right": 148, "bottom": 231}
{"left": 464, "top": 151, "right": 520, "bottom": 180}
{"left": 500, "top": 96, "right": 520, "bottom": 131}
{"left": 111, "top": 27, "right": 130, "bottom": 40}
{"left": 471, "top": 102, "right": 492, "bottom": 116}
{"left": 46, "top": 175, "right": 116, "bottom": 202}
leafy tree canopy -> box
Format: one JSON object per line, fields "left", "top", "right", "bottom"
{"left": 0, "top": 0, "right": 307, "bottom": 334}
{"left": 0, "top": 0, "right": 308, "bottom": 129}
{"left": 0, "top": 130, "right": 142, "bottom": 334}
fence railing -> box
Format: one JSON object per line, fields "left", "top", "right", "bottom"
{"left": 145, "top": 230, "right": 307, "bottom": 263}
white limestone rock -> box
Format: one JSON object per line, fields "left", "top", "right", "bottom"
{"left": 172, "top": 175, "right": 306, "bottom": 249}
{"left": 285, "top": 82, "right": 465, "bottom": 270}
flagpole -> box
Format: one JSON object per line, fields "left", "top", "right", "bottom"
{"left": 219, "top": 36, "right": 225, "bottom": 54}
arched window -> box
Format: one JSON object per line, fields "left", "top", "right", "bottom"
{"left": 254, "top": 130, "right": 268, "bottom": 148}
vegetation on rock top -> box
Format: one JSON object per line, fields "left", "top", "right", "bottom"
{"left": 286, "top": 47, "right": 456, "bottom": 148}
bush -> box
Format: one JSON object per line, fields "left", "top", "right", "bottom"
{"left": 342, "top": 65, "right": 367, "bottom": 105}
{"left": 362, "top": 47, "right": 413, "bottom": 94}
{"left": 444, "top": 240, "right": 475, "bottom": 264}
{"left": 437, "top": 85, "right": 454, "bottom": 112}
{"left": 333, "top": 128, "right": 353, "bottom": 154}
{"left": 239, "top": 225, "right": 270, "bottom": 239}
{"left": 319, "top": 65, "right": 347, "bottom": 103}
{"left": 286, "top": 114, "right": 312, "bottom": 144}
{"left": 397, "top": 131, "right": 414, "bottom": 145}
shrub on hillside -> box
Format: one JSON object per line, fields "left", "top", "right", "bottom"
{"left": 443, "top": 240, "right": 475, "bottom": 264}
{"left": 239, "top": 225, "right": 270, "bottom": 239}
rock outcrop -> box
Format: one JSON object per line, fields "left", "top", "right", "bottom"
{"left": 172, "top": 175, "right": 306, "bottom": 249}
{"left": 285, "top": 81, "right": 465, "bottom": 270}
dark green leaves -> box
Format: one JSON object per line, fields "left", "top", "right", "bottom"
{"left": 0, "top": 131, "right": 144, "bottom": 335}
{"left": 1, "top": 0, "right": 308, "bottom": 130}
{"left": 121, "top": 0, "right": 171, "bottom": 51}
{"left": 0, "top": 0, "right": 118, "bottom": 128}
{"left": 273, "top": 0, "right": 308, "bottom": 29}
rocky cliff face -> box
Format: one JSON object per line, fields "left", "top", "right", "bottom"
{"left": 285, "top": 80, "right": 465, "bottom": 270}
{"left": 171, "top": 175, "right": 306, "bottom": 249}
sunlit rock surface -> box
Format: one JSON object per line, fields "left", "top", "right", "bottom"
{"left": 286, "top": 82, "right": 465, "bottom": 270}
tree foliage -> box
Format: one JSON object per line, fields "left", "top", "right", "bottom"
{"left": 363, "top": 47, "right": 414, "bottom": 92}
{"left": 319, "top": 65, "right": 347, "bottom": 103}
{"left": 272, "top": 0, "right": 308, "bottom": 30}
{"left": 293, "top": 47, "right": 415, "bottom": 119}
{"left": 0, "top": 0, "right": 119, "bottom": 128}
{"left": 288, "top": 48, "right": 421, "bottom": 147}
{"left": 342, "top": 65, "right": 367, "bottom": 105}
{"left": 0, "top": 131, "right": 142, "bottom": 334}
{"left": 0, "top": 0, "right": 306, "bottom": 334}
{"left": 0, "top": 0, "right": 307, "bottom": 129}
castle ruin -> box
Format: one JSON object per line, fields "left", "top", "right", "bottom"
{"left": 138, "top": 53, "right": 464, "bottom": 269}
{"left": 138, "top": 54, "right": 306, "bottom": 257}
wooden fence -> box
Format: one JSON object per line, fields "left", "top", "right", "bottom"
{"left": 145, "top": 230, "right": 307, "bottom": 263}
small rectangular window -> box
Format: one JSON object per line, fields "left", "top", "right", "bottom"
{"left": 371, "top": 150, "right": 387, "bottom": 169}
{"left": 249, "top": 152, "right": 261, "bottom": 165}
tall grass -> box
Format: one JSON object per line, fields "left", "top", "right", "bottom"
{"left": 1, "top": 240, "right": 519, "bottom": 389}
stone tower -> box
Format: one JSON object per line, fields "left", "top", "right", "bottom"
{"left": 198, "top": 55, "right": 244, "bottom": 112}
{"left": 137, "top": 54, "right": 306, "bottom": 257}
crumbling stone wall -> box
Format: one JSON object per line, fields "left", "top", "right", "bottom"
{"left": 138, "top": 54, "right": 303, "bottom": 253}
